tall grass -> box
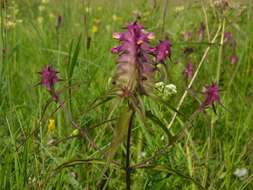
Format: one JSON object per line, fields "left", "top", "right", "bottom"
{"left": 0, "top": 0, "right": 253, "bottom": 189}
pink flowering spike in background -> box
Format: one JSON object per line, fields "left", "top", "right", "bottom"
{"left": 111, "top": 21, "right": 171, "bottom": 96}
{"left": 151, "top": 40, "right": 172, "bottom": 63}
{"left": 39, "top": 65, "right": 59, "bottom": 91}
{"left": 201, "top": 83, "right": 220, "bottom": 110}
{"left": 39, "top": 65, "right": 60, "bottom": 102}
{"left": 230, "top": 54, "right": 238, "bottom": 65}
{"left": 184, "top": 61, "right": 193, "bottom": 79}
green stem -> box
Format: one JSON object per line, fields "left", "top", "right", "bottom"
{"left": 216, "top": 19, "right": 226, "bottom": 84}
{"left": 126, "top": 110, "right": 134, "bottom": 190}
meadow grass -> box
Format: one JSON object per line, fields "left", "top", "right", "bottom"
{"left": 0, "top": 0, "right": 253, "bottom": 189}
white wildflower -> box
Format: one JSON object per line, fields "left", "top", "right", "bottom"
{"left": 155, "top": 81, "right": 165, "bottom": 88}
{"left": 139, "top": 151, "right": 146, "bottom": 158}
{"left": 233, "top": 168, "right": 248, "bottom": 180}
{"left": 164, "top": 84, "right": 177, "bottom": 95}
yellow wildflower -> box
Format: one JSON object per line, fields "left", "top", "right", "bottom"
{"left": 48, "top": 119, "right": 56, "bottom": 134}
{"left": 71, "top": 129, "right": 79, "bottom": 136}
{"left": 112, "top": 14, "right": 118, "bottom": 21}
{"left": 91, "top": 25, "right": 98, "bottom": 33}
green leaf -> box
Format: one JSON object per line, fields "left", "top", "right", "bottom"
{"left": 149, "top": 165, "right": 205, "bottom": 190}
{"left": 68, "top": 34, "right": 82, "bottom": 80}
{"left": 148, "top": 93, "right": 183, "bottom": 116}
{"left": 145, "top": 110, "right": 172, "bottom": 140}
{"left": 97, "top": 107, "right": 134, "bottom": 184}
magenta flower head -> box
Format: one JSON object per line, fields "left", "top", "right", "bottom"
{"left": 184, "top": 61, "right": 193, "bottom": 79}
{"left": 201, "top": 83, "right": 220, "bottom": 110}
{"left": 39, "top": 65, "right": 60, "bottom": 101}
{"left": 150, "top": 40, "right": 172, "bottom": 62}
{"left": 111, "top": 21, "right": 171, "bottom": 96}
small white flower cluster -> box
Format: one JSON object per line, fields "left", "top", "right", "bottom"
{"left": 155, "top": 82, "right": 177, "bottom": 97}
{"left": 233, "top": 168, "right": 248, "bottom": 180}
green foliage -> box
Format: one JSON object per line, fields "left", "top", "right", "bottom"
{"left": 1, "top": 0, "right": 253, "bottom": 189}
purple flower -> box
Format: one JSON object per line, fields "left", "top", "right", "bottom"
{"left": 230, "top": 54, "right": 238, "bottom": 65}
{"left": 184, "top": 61, "right": 193, "bottom": 79}
{"left": 150, "top": 40, "right": 172, "bottom": 62}
{"left": 111, "top": 21, "right": 171, "bottom": 95}
{"left": 201, "top": 83, "right": 220, "bottom": 110}
{"left": 39, "top": 65, "right": 59, "bottom": 90}
{"left": 38, "top": 65, "right": 60, "bottom": 101}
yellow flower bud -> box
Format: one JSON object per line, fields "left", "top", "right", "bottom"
{"left": 48, "top": 119, "right": 56, "bottom": 134}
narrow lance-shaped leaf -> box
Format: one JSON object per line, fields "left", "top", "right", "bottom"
{"left": 145, "top": 110, "right": 172, "bottom": 140}
{"left": 68, "top": 34, "right": 82, "bottom": 79}
{"left": 97, "top": 107, "right": 134, "bottom": 184}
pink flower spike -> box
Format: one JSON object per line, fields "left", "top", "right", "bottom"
{"left": 230, "top": 54, "right": 238, "bottom": 65}
{"left": 153, "top": 40, "right": 172, "bottom": 62}
{"left": 112, "top": 32, "right": 122, "bottom": 40}
{"left": 147, "top": 32, "right": 155, "bottom": 40}
{"left": 111, "top": 46, "right": 122, "bottom": 54}
{"left": 184, "top": 61, "right": 193, "bottom": 79}
{"left": 39, "top": 65, "right": 59, "bottom": 91}
{"left": 201, "top": 83, "right": 220, "bottom": 110}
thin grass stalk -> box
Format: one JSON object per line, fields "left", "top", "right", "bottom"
{"left": 161, "top": 0, "right": 168, "bottom": 36}
{"left": 0, "top": 0, "right": 7, "bottom": 78}
{"left": 167, "top": 24, "right": 222, "bottom": 130}
{"left": 203, "top": 17, "right": 226, "bottom": 187}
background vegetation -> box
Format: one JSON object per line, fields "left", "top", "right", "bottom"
{"left": 0, "top": 0, "right": 253, "bottom": 189}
